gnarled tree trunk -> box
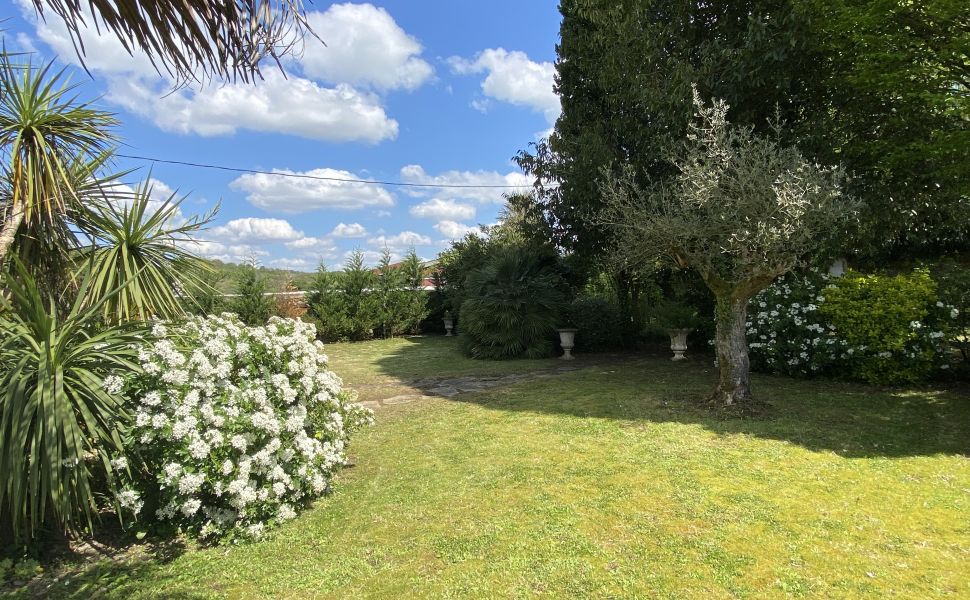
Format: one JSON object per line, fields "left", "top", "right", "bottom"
{"left": 711, "top": 294, "right": 753, "bottom": 405}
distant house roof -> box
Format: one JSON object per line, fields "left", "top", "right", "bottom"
{"left": 369, "top": 259, "right": 438, "bottom": 290}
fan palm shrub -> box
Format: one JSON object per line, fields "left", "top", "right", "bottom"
{"left": 81, "top": 180, "right": 216, "bottom": 322}
{"left": 460, "top": 250, "right": 567, "bottom": 360}
{"left": 0, "top": 261, "right": 144, "bottom": 546}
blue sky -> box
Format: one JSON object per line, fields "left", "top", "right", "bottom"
{"left": 1, "top": 1, "right": 562, "bottom": 270}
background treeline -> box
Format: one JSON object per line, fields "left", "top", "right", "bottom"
{"left": 305, "top": 248, "right": 429, "bottom": 341}
{"left": 206, "top": 249, "right": 432, "bottom": 342}
{"left": 205, "top": 259, "right": 315, "bottom": 293}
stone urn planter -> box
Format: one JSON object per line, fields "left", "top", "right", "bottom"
{"left": 666, "top": 328, "right": 692, "bottom": 361}
{"left": 443, "top": 313, "right": 454, "bottom": 336}
{"left": 557, "top": 328, "right": 578, "bottom": 360}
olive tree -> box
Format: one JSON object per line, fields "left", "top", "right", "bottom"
{"left": 600, "top": 90, "right": 849, "bottom": 405}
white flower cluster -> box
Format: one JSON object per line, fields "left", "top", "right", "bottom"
{"left": 747, "top": 271, "right": 957, "bottom": 381}
{"left": 121, "top": 314, "right": 373, "bottom": 541}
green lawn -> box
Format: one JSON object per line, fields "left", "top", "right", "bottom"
{"left": 324, "top": 336, "right": 565, "bottom": 403}
{"left": 325, "top": 335, "right": 564, "bottom": 383}
{"left": 13, "top": 340, "right": 970, "bottom": 599}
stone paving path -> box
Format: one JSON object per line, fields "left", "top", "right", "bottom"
{"left": 355, "top": 364, "right": 587, "bottom": 411}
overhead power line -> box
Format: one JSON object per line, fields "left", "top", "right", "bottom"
{"left": 116, "top": 153, "right": 538, "bottom": 189}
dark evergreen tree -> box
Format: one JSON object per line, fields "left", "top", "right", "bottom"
{"left": 232, "top": 259, "right": 274, "bottom": 325}
{"left": 306, "top": 262, "right": 346, "bottom": 341}
{"left": 517, "top": 0, "right": 968, "bottom": 270}
{"left": 338, "top": 250, "right": 378, "bottom": 341}
{"left": 398, "top": 249, "right": 430, "bottom": 335}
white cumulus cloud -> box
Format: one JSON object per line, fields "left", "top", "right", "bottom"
{"left": 269, "top": 257, "right": 314, "bottom": 270}
{"left": 230, "top": 169, "right": 395, "bottom": 213}
{"left": 210, "top": 218, "right": 303, "bottom": 242}
{"left": 368, "top": 231, "right": 432, "bottom": 250}
{"left": 285, "top": 236, "right": 330, "bottom": 250}
{"left": 108, "top": 74, "right": 398, "bottom": 143}
{"left": 18, "top": 1, "right": 399, "bottom": 143}
{"left": 433, "top": 220, "right": 476, "bottom": 240}
{"left": 409, "top": 198, "right": 476, "bottom": 221}
{"left": 399, "top": 164, "right": 531, "bottom": 204}
{"left": 300, "top": 3, "right": 433, "bottom": 90}
{"left": 330, "top": 222, "right": 368, "bottom": 238}
{"left": 449, "top": 48, "right": 560, "bottom": 123}
{"left": 188, "top": 240, "right": 269, "bottom": 264}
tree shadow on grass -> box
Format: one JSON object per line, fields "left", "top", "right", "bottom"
{"left": 378, "top": 340, "right": 970, "bottom": 459}
{"left": 8, "top": 537, "right": 202, "bottom": 600}
{"left": 369, "top": 334, "right": 663, "bottom": 385}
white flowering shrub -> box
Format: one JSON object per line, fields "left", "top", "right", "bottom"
{"left": 119, "top": 314, "right": 373, "bottom": 541}
{"left": 747, "top": 269, "right": 960, "bottom": 383}
{"left": 746, "top": 271, "right": 846, "bottom": 377}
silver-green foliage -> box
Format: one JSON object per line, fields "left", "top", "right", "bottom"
{"left": 601, "top": 88, "right": 849, "bottom": 298}
{"left": 600, "top": 88, "right": 849, "bottom": 403}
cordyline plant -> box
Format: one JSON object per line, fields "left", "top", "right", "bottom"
{"left": 0, "top": 261, "right": 143, "bottom": 545}
{"left": 600, "top": 88, "right": 851, "bottom": 405}
{"left": 0, "top": 58, "right": 117, "bottom": 266}
{"left": 81, "top": 180, "right": 216, "bottom": 322}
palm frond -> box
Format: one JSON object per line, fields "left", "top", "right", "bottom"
{"left": 0, "top": 259, "right": 144, "bottom": 545}
{"left": 460, "top": 250, "right": 565, "bottom": 360}
{"left": 32, "top": 0, "right": 320, "bottom": 86}
{"left": 0, "top": 56, "right": 117, "bottom": 269}
{"left": 81, "top": 179, "right": 217, "bottom": 322}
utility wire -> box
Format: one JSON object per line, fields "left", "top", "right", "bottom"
{"left": 116, "top": 153, "right": 539, "bottom": 189}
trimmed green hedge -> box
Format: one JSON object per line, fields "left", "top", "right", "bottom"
{"left": 747, "top": 268, "right": 960, "bottom": 384}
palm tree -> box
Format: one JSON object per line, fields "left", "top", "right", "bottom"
{"left": 29, "top": 0, "right": 318, "bottom": 86}
{"left": 0, "top": 58, "right": 117, "bottom": 266}
{"left": 82, "top": 180, "right": 217, "bottom": 322}
{"left": 0, "top": 260, "right": 143, "bottom": 545}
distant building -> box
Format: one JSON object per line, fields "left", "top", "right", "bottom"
{"left": 369, "top": 259, "right": 438, "bottom": 291}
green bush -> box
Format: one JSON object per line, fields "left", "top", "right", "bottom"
{"left": 563, "top": 296, "right": 625, "bottom": 351}
{"left": 747, "top": 268, "right": 958, "bottom": 384}
{"left": 819, "top": 269, "right": 948, "bottom": 384}
{"left": 747, "top": 270, "right": 961, "bottom": 384}
{"left": 933, "top": 261, "right": 969, "bottom": 369}
{"left": 307, "top": 250, "right": 428, "bottom": 342}
{"left": 459, "top": 251, "right": 566, "bottom": 359}
{"left": 373, "top": 249, "right": 428, "bottom": 338}
{"left": 0, "top": 557, "right": 42, "bottom": 583}
{"left": 646, "top": 300, "right": 704, "bottom": 332}
{"left": 306, "top": 251, "right": 378, "bottom": 342}
{"left": 232, "top": 262, "right": 274, "bottom": 326}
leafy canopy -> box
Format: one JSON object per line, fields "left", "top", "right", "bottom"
{"left": 601, "top": 89, "right": 848, "bottom": 298}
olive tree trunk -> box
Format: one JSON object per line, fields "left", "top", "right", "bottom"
{"left": 710, "top": 294, "right": 753, "bottom": 405}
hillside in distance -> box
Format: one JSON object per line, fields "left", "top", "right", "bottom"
{"left": 206, "top": 260, "right": 316, "bottom": 293}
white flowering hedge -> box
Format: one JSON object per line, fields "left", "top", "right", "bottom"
{"left": 747, "top": 270, "right": 960, "bottom": 383}
{"left": 746, "top": 271, "right": 846, "bottom": 377}
{"left": 118, "top": 315, "right": 373, "bottom": 541}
